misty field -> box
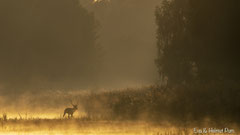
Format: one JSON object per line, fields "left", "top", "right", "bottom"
{"left": 1, "top": 85, "right": 240, "bottom": 135}
{"left": 0, "top": 119, "right": 166, "bottom": 135}
{"left": 0, "top": 118, "right": 174, "bottom": 135}
{"left": 1, "top": 119, "right": 238, "bottom": 135}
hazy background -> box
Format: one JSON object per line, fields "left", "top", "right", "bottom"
{"left": 0, "top": 0, "right": 161, "bottom": 93}
{"left": 80, "top": 0, "right": 161, "bottom": 88}
{"left": 0, "top": 0, "right": 161, "bottom": 115}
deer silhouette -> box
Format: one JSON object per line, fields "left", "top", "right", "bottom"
{"left": 63, "top": 100, "right": 78, "bottom": 118}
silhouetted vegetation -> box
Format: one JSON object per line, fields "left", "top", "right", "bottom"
{"left": 79, "top": 85, "right": 240, "bottom": 125}
{"left": 155, "top": 0, "right": 240, "bottom": 85}
{"left": 153, "top": 0, "right": 240, "bottom": 124}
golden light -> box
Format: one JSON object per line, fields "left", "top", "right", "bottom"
{"left": 93, "top": 0, "right": 110, "bottom": 3}
{"left": 93, "top": 0, "right": 101, "bottom": 3}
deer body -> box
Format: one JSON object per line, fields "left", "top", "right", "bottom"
{"left": 63, "top": 100, "right": 78, "bottom": 118}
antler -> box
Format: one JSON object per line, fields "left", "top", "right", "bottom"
{"left": 70, "top": 99, "right": 74, "bottom": 106}
{"left": 76, "top": 98, "right": 79, "bottom": 105}
{"left": 70, "top": 98, "right": 79, "bottom": 106}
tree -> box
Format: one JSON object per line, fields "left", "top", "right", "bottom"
{"left": 155, "top": 0, "right": 240, "bottom": 86}
{"left": 155, "top": 0, "right": 192, "bottom": 85}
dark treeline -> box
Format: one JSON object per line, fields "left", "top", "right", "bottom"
{"left": 0, "top": 0, "right": 99, "bottom": 93}
{"left": 155, "top": 0, "right": 240, "bottom": 84}
{"left": 154, "top": 0, "right": 240, "bottom": 123}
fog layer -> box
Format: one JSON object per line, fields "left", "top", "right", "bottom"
{"left": 81, "top": 0, "right": 161, "bottom": 88}
{"left": 0, "top": 0, "right": 161, "bottom": 94}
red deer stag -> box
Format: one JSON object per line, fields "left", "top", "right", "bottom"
{"left": 63, "top": 100, "right": 78, "bottom": 118}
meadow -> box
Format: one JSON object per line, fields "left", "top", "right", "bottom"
{"left": 1, "top": 84, "right": 240, "bottom": 135}
{"left": 1, "top": 118, "right": 238, "bottom": 135}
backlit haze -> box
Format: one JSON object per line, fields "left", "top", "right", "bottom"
{"left": 0, "top": 0, "right": 161, "bottom": 118}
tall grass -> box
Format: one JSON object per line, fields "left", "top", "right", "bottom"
{"left": 1, "top": 81, "right": 239, "bottom": 126}
{"left": 79, "top": 81, "right": 240, "bottom": 125}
